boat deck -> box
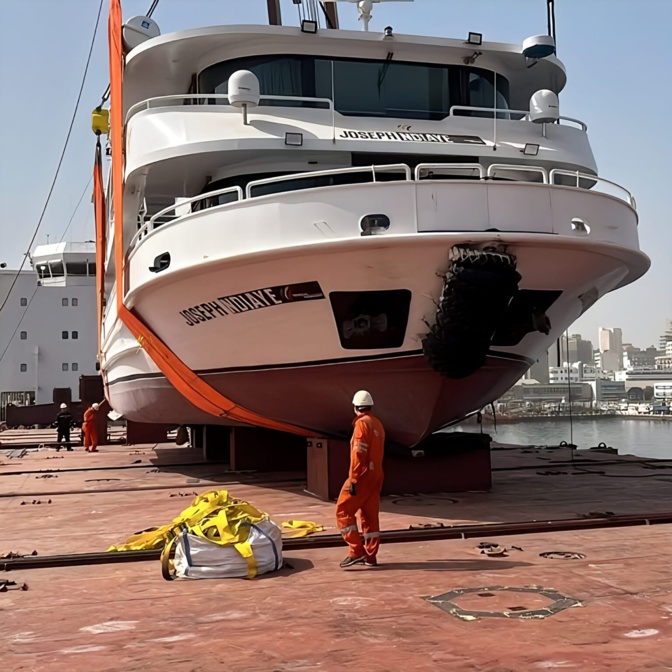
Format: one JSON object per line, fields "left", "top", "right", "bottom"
{"left": 2, "top": 434, "right": 672, "bottom": 671}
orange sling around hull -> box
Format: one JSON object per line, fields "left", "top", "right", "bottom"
{"left": 95, "top": 0, "right": 316, "bottom": 437}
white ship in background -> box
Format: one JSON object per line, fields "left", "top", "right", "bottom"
{"left": 97, "top": 0, "right": 649, "bottom": 446}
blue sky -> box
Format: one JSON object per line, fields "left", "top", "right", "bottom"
{"left": 0, "top": 0, "right": 669, "bottom": 348}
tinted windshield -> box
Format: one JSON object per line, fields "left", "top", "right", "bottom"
{"left": 199, "top": 55, "right": 509, "bottom": 121}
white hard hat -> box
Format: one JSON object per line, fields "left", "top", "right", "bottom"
{"left": 92, "top": 403, "right": 100, "bottom": 410}
{"left": 352, "top": 390, "right": 374, "bottom": 407}
{"left": 60, "top": 403, "right": 67, "bottom": 410}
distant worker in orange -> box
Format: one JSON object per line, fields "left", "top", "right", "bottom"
{"left": 336, "top": 390, "right": 385, "bottom": 568}
{"left": 83, "top": 402, "right": 101, "bottom": 453}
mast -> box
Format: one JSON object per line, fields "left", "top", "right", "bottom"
{"left": 322, "top": 1, "right": 339, "bottom": 29}
{"left": 266, "top": 0, "right": 281, "bottom": 25}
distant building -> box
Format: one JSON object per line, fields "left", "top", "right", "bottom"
{"left": 600, "top": 350, "right": 621, "bottom": 373}
{"left": 659, "top": 319, "right": 672, "bottom": 353}
{"left": 624, "top": 346, "right": 660, "bottom": 369}
{"left": 569, "top": 334, "right": 594, "bottom": 366}
{"left": 550, "top": 362, "right": 609, "bottom": 384}
{"left": 599, "top": 327, "right": 612, "bottom": 353}
{"left": 527, "top": 348, "right": 550, "bottom": 384}
{"left": 549, "top": 334, "right": 594, "bottom": 367}
{"left": 598, "top": 327, "right": 623, "bottom": 371}
{"left": 0, "top": 243, "right": 97, "bottom": 421}
{"left": 613, "top": 328, "right": 623, "bottom": 367}
{"left": 654, "top": 383, "right": 672, "bottom": 401}
{"left": 577, "top": 364, "right": 610, "bottom": 380}
{"left": 614, "top": 368, "right": 672, "bottom": 401}
{"left": 549, "top": 365, "right": 580, "bottom": 384}
{"left": 511, "top": 380, "right": 592, "bottom": 404}
{"left": 588, "top": 379, "right": 626, "bottom": 403}
{"left": 656, "top": 342, "right": 672, "bottom": 370}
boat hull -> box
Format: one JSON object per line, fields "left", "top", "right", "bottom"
{"left": 102, "top": 231, "right": 648, "bottom": 446}
{"left": 107, "top": 351, "right": 529, "bottom": 446}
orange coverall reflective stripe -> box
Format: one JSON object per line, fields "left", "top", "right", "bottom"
{"left": 336, "top": 412, "right": 385, "bottom": 560}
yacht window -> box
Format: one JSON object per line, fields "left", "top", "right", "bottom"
{"left": 462, "top": 70, "right": 511, "bottom": 118}
{"left": 317, "top": 59, "right": 450, "bottom": 120}
{"left": 199, "top": 56, "right": 510, "bottom": 120}
{"left": 88, "top": 262, "right": 96, "bottom": 276}
{"left": 201, "top": 56, "right": 308, "bottom": 98}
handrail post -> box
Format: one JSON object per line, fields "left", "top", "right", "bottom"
{"left": 331, "top": 60, "right": 336, "bottom": 144}
{"left": 493, "top": 71, "right": 497, "bottom": 152}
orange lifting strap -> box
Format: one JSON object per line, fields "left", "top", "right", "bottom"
{"left": 94, "top": 0, "right": 315, "bottom": 437}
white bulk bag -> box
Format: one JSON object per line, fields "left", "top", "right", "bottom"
{"left": 171, "top": 520, "right": 283, "bottom": 580}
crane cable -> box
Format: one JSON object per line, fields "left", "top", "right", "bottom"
{"left": 98, "top": 0, "right": 161, "bottom": 106}
{"left": 0, "top": 0, "right": 105, "bottom": 315}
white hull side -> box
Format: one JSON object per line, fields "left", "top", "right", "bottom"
{"left": 102, "top": 232, "right": 647, "bottom": 445}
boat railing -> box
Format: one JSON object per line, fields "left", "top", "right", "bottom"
{"left": 415, "top": 163, "right": 486, "bottom": 180}
{"left": 126, "top": 162, "right": 635, "bottom": 254}
{"left": 126, "top": 97, "right": 588, "bottom": 132}
{"left": 129, "top": 185, "right": 244, "bottom": 249}
{"left": 126, "top": 94, "right": 334, "bottom": 124}
{"left": 487, "top": 164, "right": 549, "bottom": 184}
{"left": 245, "top": 164, "right": 411, "bottom": 199}
{"left": 550, "top": 168, "right": 636, "bottom": 207}
{"left": 448, "top": 105, "right": 588, "bottom": 131}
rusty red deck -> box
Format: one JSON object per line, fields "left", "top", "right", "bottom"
{"left": 2, "top": 435, "right": 672, "bottom": 670}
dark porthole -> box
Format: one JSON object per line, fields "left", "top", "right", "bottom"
{"left": 330, "top": 290, "right": 411, "bottom": 350}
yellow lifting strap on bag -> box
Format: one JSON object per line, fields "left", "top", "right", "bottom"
{"left": 160, "top": 534, "right": 179, "bottom": 581}
{"left": 234, "top": 540, "right": 258, "bottom": 579}
{"left": 108, "top": 490, "right": 268, "bottom": 552}
{"left": 281, "top": 520, "right": 324, "bottom": 538}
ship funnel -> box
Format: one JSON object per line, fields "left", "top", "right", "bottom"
{"left": 529, "top": 89, "right": 559, "bottom": 124}
{"left": 228, "top": 70, "right": 261, "bottom": 125}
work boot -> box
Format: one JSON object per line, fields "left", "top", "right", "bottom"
{"left": 339, "top": 556, "right": 365, "bottom": 568}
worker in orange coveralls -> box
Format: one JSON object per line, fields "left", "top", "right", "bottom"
{"left": 83, "top": 402, "right": 101, "bottom": 453}
{"left": 336, "top": 390, "right": 385, "bottom": 568}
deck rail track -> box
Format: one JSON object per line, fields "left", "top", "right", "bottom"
{"left": 4, "top": 512, "right": 672, "bottom": 572}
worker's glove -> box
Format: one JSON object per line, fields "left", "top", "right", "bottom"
{"left": 348, "top": 481, "right": 357, "bottom": 496}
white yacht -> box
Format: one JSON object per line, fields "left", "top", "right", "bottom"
{"left": 98, "top": 0, "right": 649, "bottom": 447}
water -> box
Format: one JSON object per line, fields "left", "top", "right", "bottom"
{"left": 457, "top": 418, "right": 671, "bottom": 460}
